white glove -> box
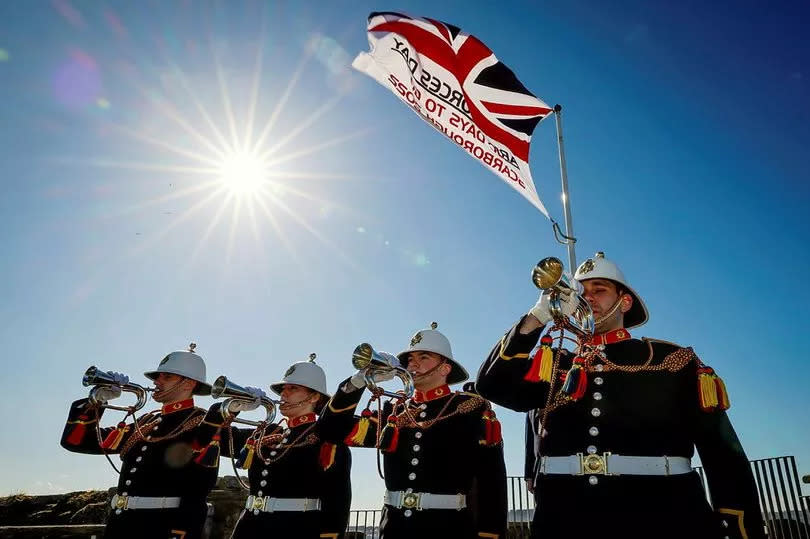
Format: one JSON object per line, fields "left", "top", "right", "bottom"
{"left": 93, "top": 386, "right": 122, "bottom": 402}
{"left": 349, "top": 370, "right": 368, "bottom": 390}
{"left": 529, "top": 289, "right": 578, "bottom": 324}
{"left": 227, "top": 386, "right": 266, "bottom": 413}
{"left": 106, "top": 371, "right": 129, "bottom": 385}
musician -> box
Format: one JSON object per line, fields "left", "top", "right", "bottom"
{"left": 60, "top": 344, "right": 218, "bottom": 539}
{"left": 319, "top": 324, "right": 508, "bottom": 539}
{"left": 200, "top": 357, "right": 351, "bottom": 538}
{"left": 476, "top": 252, "right": 765, "bottom": 539}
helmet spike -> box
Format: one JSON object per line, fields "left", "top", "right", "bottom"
{"left": 309, "top": 353, "right": 317, "bottom": 362}
{"left": 188, "top": 342, "right": 197, "bottom": 353}
{"left": 430, "top": 321, "right": 438, "bottom": 330}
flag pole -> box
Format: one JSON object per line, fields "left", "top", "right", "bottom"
{"left": 552, "top": 104, "right": 578, "bottom": 273}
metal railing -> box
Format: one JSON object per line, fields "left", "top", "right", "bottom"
{"left": 347, "top": 456, "right": 810, "bottom": 538}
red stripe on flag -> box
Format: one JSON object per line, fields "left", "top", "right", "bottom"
{"left": 481, "top": 101, "right": 552, "bottom": 116}
{"left": 425, "top": 18, "right": 451, "bottom": 44}
{"left": 369, "top": 21, "right": 456, "bottom": 74}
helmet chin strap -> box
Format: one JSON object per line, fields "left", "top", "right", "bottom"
{"left": 594, "top": 296, "right": 625, "bottom": 331}
{"left": 154, "top": 378, "right": 187, "bottom": 403}
{"left": 409, "top": 359, "right": 446, "bottom": 380}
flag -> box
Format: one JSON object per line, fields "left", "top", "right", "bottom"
{"left": 353, "top": 12, "right": 553, "bottom": 217}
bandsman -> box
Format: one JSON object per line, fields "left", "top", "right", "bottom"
{"left": 319, "top": 324, "right": 508, "bottom": 539}
{"left": 200, "top": 355, "right": 351, "bottom": 538}
{"left": 476, "top": 252, "right": 765, "bottom": 539}
{"left": 61, "top": 344, "right": 218, "bottom": 539}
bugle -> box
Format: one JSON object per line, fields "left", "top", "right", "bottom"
{"left": 211, "top": 376, "right": 277, "bottom": 426}
{"left": 82, "top": 366, "right": 153, "bottom": 412}
{"left": 352, "top": 343, "right": 414, "bottom": 400}
{"left": 532, "top": 256, "right": 595, "bottom": 337}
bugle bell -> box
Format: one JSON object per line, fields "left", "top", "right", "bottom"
{"left": 352, "top": 343, "right": 414, "bottom": 400}
{"left": 532, "top": 257, "right": 595, "bottom": 337}
{"left": 82, "top": 366, "right": 152, "bottom": 412}
{"left": 211, "top": 376, "right": 277, "bottom": 426}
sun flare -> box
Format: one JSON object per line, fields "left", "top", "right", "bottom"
{"left": 218, "top": 151, "right": 267, "bottom": 196}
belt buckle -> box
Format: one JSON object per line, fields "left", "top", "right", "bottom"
{"left": 579, "top": 452, "right": 611, "bottom": 475}
{"left": 252, "top": 496, "right": 266, "bottom": 511}
{"left": 113, "top": 494, "right": 129, "bottom": 510}
{"left": 402, "top": 492, "right": 421, "bottom": 510}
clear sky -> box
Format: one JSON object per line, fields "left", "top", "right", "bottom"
{"left": 0, "top": 0, "right": 807, "bottom": 509}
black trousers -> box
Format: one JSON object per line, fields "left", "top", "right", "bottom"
{"left": 103, "top": 504, "right": 207, "bottom": 539}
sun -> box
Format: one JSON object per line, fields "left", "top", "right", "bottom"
{"left": 218, "top": 151, "right": 268, "bottom": 196}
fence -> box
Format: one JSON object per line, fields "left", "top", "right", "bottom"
{"left": 347, "top": 456, "right": 809, "bottom": 538}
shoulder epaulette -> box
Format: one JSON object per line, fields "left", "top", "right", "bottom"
{"left": 696, "top": 360, "right": 731, "bottom": 412}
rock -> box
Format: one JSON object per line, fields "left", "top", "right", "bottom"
{"left": 69, "top": 501, "right": 109, "bottom": 524}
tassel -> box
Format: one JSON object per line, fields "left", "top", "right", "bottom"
{"left": 235, "top": 438, "right": 255, "bottom": 469}
{"left": 345, "top": 409, "right": 372, "bottom": 446}
{"left": 479, "top": 410, "right": 502, "bottom": 446}
{"left": 561, "top": 358, "right": 588, "bottom": 400}
{"left": 194, "top": 433, "right": 221, "bottom": 467}
{"left": 697, "top": 367, "right": 719, "bottom": 411}
{"left": 524, "top": 335, "right": 554, "bottom": 383}
{"left": 715, "top": 375, "right": 730, "bottom": 410}
{"left": 65, "top": 415, "right": 90, "bottom": 446}
{"left": 379, "top": 415, "right": 400, "bottom": 453}
{"left": 100, "top": 421, "right": 127, "bottom": 451}
{"left": 319, "top": 442, "right": 337, "bottom": 470}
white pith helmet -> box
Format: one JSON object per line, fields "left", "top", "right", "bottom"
{"left": 143, "top": 343, "right": 211, "bottom": 395}
{"left": 574, "top": 252, "right": 649, "bottom": 329}
{"left": 269, "top": 354, "right": 330, "bottom": 398}
{"left": 397, "top": 323, "right": 469, "bottom": 385}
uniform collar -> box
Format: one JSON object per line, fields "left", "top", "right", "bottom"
{"left": 161, "top": 398, "right": 194, "bottom": 415}
{"left": 589, "top": 328, "right": 631, "bottom": 346}
{"left": 413, "top": 384, "right": 451, "bottom": 403}
{"left": 287, "top": 412, "right": 316, "bottom": 428}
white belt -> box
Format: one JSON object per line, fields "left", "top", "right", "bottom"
{"left": 245, "top": 495, "right": 321, "bottom": 513}
{"left": 110, "top": 494, "right": 181, "bottom": 511}
{"left": 539, "top": 453, "right": 692, "bottom": 476}
{"left": 384, "top": 490, "right": 466, "bottom": 511}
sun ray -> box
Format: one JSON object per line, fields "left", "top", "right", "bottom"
{"left": 243, "top": 15, "right": 268, "bottom": 151}
{"left": 258, "top": 94, "right": 347, "bottom": 160}
{"left": 52, "top": 157, "right": 220, "bottom": 176}
{"left": 253, "top": 193, "right": 305, "bottom": 268}
{"left": 107, "top": 122, "right": 224, "bottom": 167}
{"left": 224, "top": 192, "right": 245, "bottom": 267}
{"left": 264, "top": 126, "right": 373, "bottom": 167}
{"left": 211, "top": 40, "right": 241, "bottom": 151}
{"left": 264, "top": 193, "right": 360, "bottom": 270}
{"left": 188, "top": 190, "right": 238, "bottom": 263}
{"left": 125, "top": 186, "right": 228, "bottom": 258}
{"left": 251, "top": 42, "right": 316, "bottom": 152}
{"left": 245, "top": 196, "right": 265, "bottom": 251}
{"left": 114, "top": 180, "right": 221, "bottom": 217}
{"left": 122, "top": 72, "right": 229, "bottom": 161}
{"left": 166, "top": 61, "right": 235, "bottom": 154}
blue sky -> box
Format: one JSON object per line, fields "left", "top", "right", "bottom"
{"left": 0, "top": 0, "right": 807, "bottom": 508}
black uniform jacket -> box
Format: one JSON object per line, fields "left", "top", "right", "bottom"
{"left": 60, "top": 397, "right": 218, "bottom": 539}
{"left": 200, "top": 404, "right": 352, "bottom": 539}
{"left": 476, "top": 317, "right": 765, "bottom": 539}
{"left": 318, "top": 379, "right": 508, "bottom": 539}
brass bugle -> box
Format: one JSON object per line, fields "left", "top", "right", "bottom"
{"left": 82, "top": 366, "right": 153, "bottom": 412}
{"left": 532, "top": 257, "right": 595, "bottom": 337}
{"left": 352, "top": 343, "right": 414, "bottom": 400}
{"left": 211, "top": 376, "right": 278, "bottom": 426}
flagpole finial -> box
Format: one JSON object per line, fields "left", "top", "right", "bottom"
{"left": 554, "top": 104, "right": 562, "bottom": 112}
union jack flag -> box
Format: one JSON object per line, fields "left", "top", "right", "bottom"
{"left": 353, "top": 12, "right": 552, "bottom": 216}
